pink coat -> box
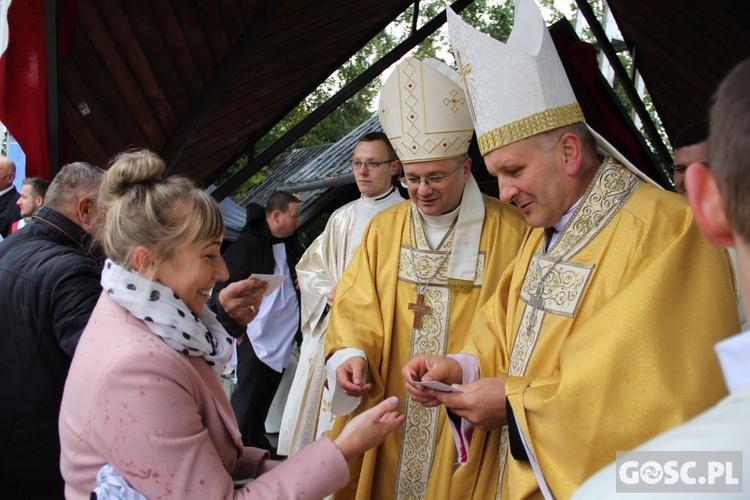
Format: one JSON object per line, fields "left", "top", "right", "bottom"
{"left": 60, "top": 292, "right": 349, "bottom": 499}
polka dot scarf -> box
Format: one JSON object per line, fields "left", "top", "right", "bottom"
{"left": 101, "top": 259, "right": 233, "bottom": 376}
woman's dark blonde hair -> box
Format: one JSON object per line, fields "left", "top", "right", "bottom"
{"left": 99, "top": 150, "right": 224, "bottom": 269}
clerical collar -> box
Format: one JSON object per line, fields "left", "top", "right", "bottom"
{"left": 406, "top": 175, "right": 485, "bottom": 285}
{"left": 362, "top": 187, "right": 396, "bottom": 202}
{"left": 415, "top": 206, "right": 460, "bottom": 251}
{"left": 0, "top": 185, "right": 13, "bottom": 197}
{"left": 419, "top": 205, "right": 459, "bottom": 230}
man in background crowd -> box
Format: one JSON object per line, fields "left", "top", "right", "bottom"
{"left": 278, "top": 131, "right": 404, "bottom": 456}
{"left": 12, "top": 176, "right": 50, "bottom": 232}
{"left": 214, "top": 191, "right": 304, "bottom": 455}
{"left": 0, "top": 156, "right": 21, "bottom": 237}
{"left": 671, "top": 122, "right": 708, "bottom": 195}
{"left": 0, "top": 162, "right": 105, "bottom": 497}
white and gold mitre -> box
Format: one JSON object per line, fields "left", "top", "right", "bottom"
{"left": 378, "top": 56, "right": 473, "bottom": 163}
{"left": 447, "top": 0, "right": 585, "bottom": 155}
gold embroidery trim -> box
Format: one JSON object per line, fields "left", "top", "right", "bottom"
{"left": 520, "top": 257, "right": 594, "bottom": 318}
{"left": 548, "top": 156, "right": 639, "bottom": 259}
{"left": 477, "top": 103, "right": 585, "bottom": 154}
{"left": 396, "top": 255, "right": 452, "bottom": 498}
{"left": 495, "top": 427, "right": 509, "bottom": 500}
{"left": 494, "top": 157, "right": 640, "bottom": 497}
{"left": 393, "top": 209, "right": 455, "bottom": 499}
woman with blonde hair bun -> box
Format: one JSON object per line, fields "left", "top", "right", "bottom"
{"left": 59, "top": 150, "right": 405, "bottom": 499}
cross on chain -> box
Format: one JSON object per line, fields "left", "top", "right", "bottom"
{"left": 408, "top": 292, "right": 432, "bottom": 329}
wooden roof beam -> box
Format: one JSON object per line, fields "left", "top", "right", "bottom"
{"left": 162, "top": 0, "right": 281, "bottom": 173}
{"left": 211, "top": 0, "right": 476, "bottom": 202}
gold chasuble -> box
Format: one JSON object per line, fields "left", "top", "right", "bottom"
{"left": 279, "top": 190, "right": 404, "bottom": 456}
{"left": 463, "top": 158, "right": 740, "bottom": 499}
{"left": 326, "top": 196, "right": 526, "bottom": 500}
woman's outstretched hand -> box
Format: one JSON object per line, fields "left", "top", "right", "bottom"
{"left": 333, "top": 397, "right": 406, "bottom": 461}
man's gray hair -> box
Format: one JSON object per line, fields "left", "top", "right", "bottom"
{"left": 45, "top": 162, "right": 105, "bottom": 210}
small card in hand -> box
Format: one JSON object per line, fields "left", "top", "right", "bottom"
{"left": 412, "top": 380, "right": 463, "bottom": 393}
{"left": 249, "top": 274, "right": 287, "bottom": 296}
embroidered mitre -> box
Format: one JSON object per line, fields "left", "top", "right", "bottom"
{"left": 447, "top": 0, "right": 584, "bottom": 155}
{"left": 378, "top": 56, "right": 473, "bottom": 163}
{"left": 447, "top": 0, "right": 659, "bottom": 186}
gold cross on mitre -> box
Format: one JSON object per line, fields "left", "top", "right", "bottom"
{"left": 455, "top": 49, "right": 472, "bottom": 82}
{"left": 458, "top": 62, "right": 472, "bottom": 81}
{"left": 408, "top": 293, "right": 432, "bottom": 329}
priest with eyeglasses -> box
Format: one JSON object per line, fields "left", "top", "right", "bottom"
{"left": 277, "top": 131, "right": 404, "bottom": 457}
{"left": 323, "top": 56, "right": 527, "bottom": 499}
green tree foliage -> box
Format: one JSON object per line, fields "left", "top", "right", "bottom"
{"left": 558, "top": 0, "right": 671, "bottom": 159}
{"left": 298, "top": 211, "right": 331, "bottom": 247}
{"left": 409, "top": 0, "right": 516, "bottom": 58}
{"left": 219, "top": 0, "right": 669, "bottom": 204}
{"left": 222, "top": 0, "right": 673, "bottom": 231}
{"left": 226, "top": 159, "right": 270, "bottom": 202}
{"left": 221, "top": 1, "right": 520, "bottom": 202}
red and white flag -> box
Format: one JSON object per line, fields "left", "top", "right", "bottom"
{"left": 0, "top": 0, "right": 77, "bottom": 179}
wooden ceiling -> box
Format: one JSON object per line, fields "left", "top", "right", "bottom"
{"left": 60, "top": 0, "right": 412, "bottom": 185}
{"left": 57, "top": 0, "right": 750, "bottom": 193}
{"left": 607, "top": 0, "right": 750, "bottom": 142}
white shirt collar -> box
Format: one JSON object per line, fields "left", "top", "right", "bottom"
{"left": 553, "top": 196, "right": 584, "bottom": 234}
{"left": 361, "top": 187, "right": 396, "bottom": 202}
{"left": 547, "top": 196, "right": 584, "bottom": 249}
{"left": 715, "top": 330, "right": 750, "bottom": 394}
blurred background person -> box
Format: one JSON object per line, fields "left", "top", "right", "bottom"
{"left": 214, "top": 190, "right": 304, "bottom": 455}
{"left": 670, "top": 122, "right": 708, "bottom": 195}
{"left": 12, "top": 176, "right": 50, "bottom": 232}
{"left": 0, "top": 155, "right": 20, "bottom": 238}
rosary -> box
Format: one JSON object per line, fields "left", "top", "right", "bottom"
{"left": 406, "top": 206, "right": 457, "bottom": 329}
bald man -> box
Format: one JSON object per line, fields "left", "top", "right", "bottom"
{"left": 0, "top": 156, "right": 21, "bottom": 237}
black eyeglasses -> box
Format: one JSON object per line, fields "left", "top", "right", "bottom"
{"left": 352, "top": 160, "right": 397, "bottom": 171}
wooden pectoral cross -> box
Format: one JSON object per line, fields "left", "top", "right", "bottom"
{"left": 408, "top": 293, "right": 432, "bottom": 329}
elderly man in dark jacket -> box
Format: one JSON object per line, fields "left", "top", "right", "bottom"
{"left": 213, "top": 191, "right": 305, "bottom": 453}
{"left": 0, "top": 162, "right": 105, "bottom": 498}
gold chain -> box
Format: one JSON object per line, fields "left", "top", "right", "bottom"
{"left": 406, "top": 205, "right": 456, "bottom": 295}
